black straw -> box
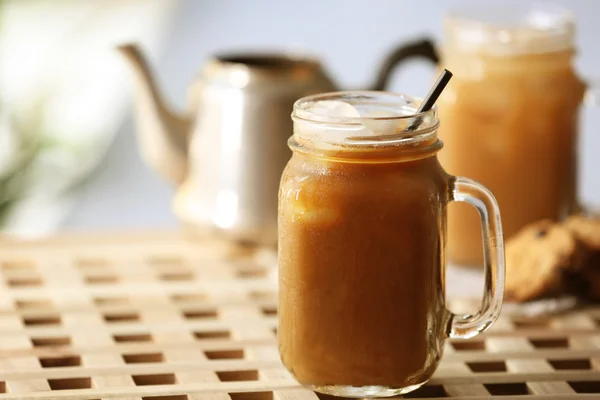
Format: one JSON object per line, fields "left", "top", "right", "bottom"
{"left": 408, "top": 69, "right": 453, "bottom": 131}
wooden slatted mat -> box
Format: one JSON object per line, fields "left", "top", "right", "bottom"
{"left": 1, "top": 231, "right": 600, "bottom": 399}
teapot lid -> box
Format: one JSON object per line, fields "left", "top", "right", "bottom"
{"left": 204, "top": 52, "right": 326, "bottom": 87}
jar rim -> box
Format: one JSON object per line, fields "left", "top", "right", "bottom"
{"left": 292, "top": 91, "right": 437, "bottom": 127}
{"left": 444, "top": 3, "right": 575, "bottom": 55}
{"left": 291, "top": 91, "right": 440, "bottom": 150}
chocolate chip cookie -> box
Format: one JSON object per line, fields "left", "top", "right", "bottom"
{"left": 564, "top": 215, "right": 600, "bottom": 299}
{"left": 504, "top": 219, "right": 586, "bottom": 302}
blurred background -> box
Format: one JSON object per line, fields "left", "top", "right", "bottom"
{"left": 2, "top": 0, "right": 599, "bottom": 236}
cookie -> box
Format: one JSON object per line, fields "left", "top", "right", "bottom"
{"left": 504, "top": 220, "right": 585, "bottom": 302}
{"left": 566, "top": 261, "right": 600, "bottom": 300}
{"left": 563, "top": 215, "right": 600, "bottom": 299}
{"left": 564, "top": 215, "right": 600, "bottom": 249}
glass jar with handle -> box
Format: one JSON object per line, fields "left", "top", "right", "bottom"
{"left": 278, "top": 91, "right": 505, "bottom": 397}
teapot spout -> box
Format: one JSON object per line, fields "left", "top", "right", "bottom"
{"left": 116, "top": 43, "right": 190, "bottom": 184}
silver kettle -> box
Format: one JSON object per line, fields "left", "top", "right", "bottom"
{"left": 117, "top": 41, "right": 436, "bottom": 244}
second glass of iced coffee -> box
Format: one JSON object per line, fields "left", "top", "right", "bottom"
{"left": 437, "top": 4, "right": 586, "bottom": 265}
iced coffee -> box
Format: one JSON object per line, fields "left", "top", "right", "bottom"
{"left": 437, "top": 5, "right": 586, "bottom": 265}
{"left": 278, "top": 92, "right": 505, "bottom": 397}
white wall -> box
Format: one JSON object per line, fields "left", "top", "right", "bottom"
{"left": 64, "top": 0, "right": 600, "bottom": 229}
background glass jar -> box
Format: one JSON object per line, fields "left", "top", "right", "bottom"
{"left": 278, "top": 92, "right": 505, "bottom": 397}
{"left": 440, "top": 5, "right": 585, "bottom": 266}
{"left": 386, "top": 4, "right": 586, "bottom": 266}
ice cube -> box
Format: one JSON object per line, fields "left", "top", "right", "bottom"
{"left": 358, "top": 109, "right": 404, "bottom": 137}
{"left": 292, "top": 205, "right": 340, "bottom": 226}
{"left": 306, "top": 100, "right": 361, "bottom": 120}
{"left": 281, "top": 178, "right": 340, "bottom": 227}
{"left": 297, "top": 100, "right": 362, "bottom": 144}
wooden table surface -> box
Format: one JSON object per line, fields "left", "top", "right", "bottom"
{"left": 0, "top": 230, "right": 598, "bottom": 399}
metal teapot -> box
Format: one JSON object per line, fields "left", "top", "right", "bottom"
{"left": 117, "top": 41, "right": 436, "bottom": 244}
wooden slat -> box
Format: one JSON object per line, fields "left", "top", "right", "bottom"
{"left": 1, "top": 231, "right": 600, "bottom": 399}
{"left": 134, "top": 259, "right": 230, "bottom": 400}
{"left": 488, "top": 337, "right": 575, "bottom": 395}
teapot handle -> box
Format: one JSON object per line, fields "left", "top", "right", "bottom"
{"left": 369, "top": 38, "right": 438, "bottom": 91}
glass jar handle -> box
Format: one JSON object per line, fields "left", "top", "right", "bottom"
{"left": 447, "top": 176, "right": 505, "bottom": 339}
